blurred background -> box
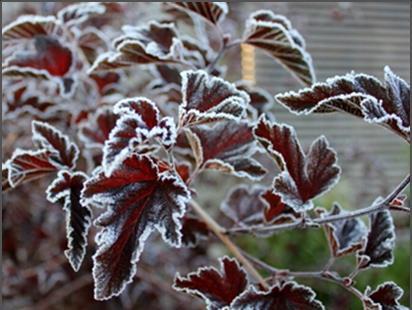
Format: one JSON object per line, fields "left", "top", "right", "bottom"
{"left": 2, "top": 2, "right": 410, "bottom": 309}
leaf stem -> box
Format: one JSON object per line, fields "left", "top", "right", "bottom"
{"left": 190, "top": 200, "right": 269, "bottom": 289}
{"left": 207, "top": 39, "right": 242, "bottom": 73}
{"left": 227, "top": 174, "right": 410, "bottom": 234}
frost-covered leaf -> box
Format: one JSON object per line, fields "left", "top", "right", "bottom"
{"left": 89, "top": 21, "right": 183, "bottom": 72}
{"left": 221, "top": 185, "right": 266, "bottom": 227}
{"left": 179, "top": 70, "right": 249, "bottom": 126}
{"left": 79, "top": 107, "right": 118, "bottom": 148}
{"left": 78, "top": 29, "right": 111, "bottom": 65}
{"left": 187, "top": 120, "right": 266, "bottom": 180}
{"left": 3, "top": 35, "right": 75, "bottom": 95}
{"left": 2, "top": 166, "right": 12, "bottom": 192}
{"left": 82, "top": 154, "right": 190, "bottom": 300}
{"left": 254, "top": 116, "right": 340, "bottom": 211}
{"left": 46, "top": 171, "right": 92, "bottom": 271}
{"left": 180, "top": 215, "right": 210, "bottom": 247}
{"left": 168, "top": 2, "right": 228, "bottom": 26}
{"left": 261, "top": 188, "right": 300, "bottom": 224}
{"left": 2, "top": 15, "right": 62, "bottom": 42}
{"left": 32, "top": 120, "right": 79, "bottom": 169}
{"left": 357, "top": 209, "right": 395, "bottom": 269}
{"left": 5, "top": 149, "right": 57, "bottom": 188}
{"left": 57, "top": 2, "right": 106, "bottom": 26}
{"left": 147, "top": 65, "right": 182, "bottom": 103}
{"left": 102, "top": 97, "right": 177, "bottom": 176}
{"left": 317, "top": 204, "right": 367, "bottom": 257}
{"left": 275, "top": 67, "right": 410, "bottom": 140}
{"left": 235, "top": 81, "right": 274, "bottom": 118}
{"left": 173, "top": 256, "right": 248, "bottom": 309}
{"left": 231, "top": 281, "right": 324, "bottom": 310}
{"left": 243, "top": 10, "right": 315, "bottom": 86}
{"left": 363, "top": 282, "right": 407, "bottom": 310}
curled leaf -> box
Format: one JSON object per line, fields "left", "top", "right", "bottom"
{"left": 168, "top": 2, "right": 228, "bottom": 26}
{"left": 46, "top": 171, "right": 92, "bottom": 271}
{"left": 243, "top": 10, "right": 315, "bottom": 86}
{"left": 363, "top": 281, "right": 407, "bottom": 310}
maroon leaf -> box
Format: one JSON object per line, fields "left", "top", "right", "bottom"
{"left": 363, "top": 282, "right": 407, "bottom": 310}
{"left": 32, "top": 120, "right": 79, "bottom": 169}
{"left": 231, "top": 281, "right": 324, "bottom": 309}
{"left": 79, "top": 107, "right": 118, "bottom": 148}
{"left": 173, "top": 256, "right": 248, "bottom": 309}
{"left": 221, "top": 185, "right": 265, "bottom": 227}
{"left": 179, "top": 70, "right": 250, "bottom": 126}
{"left": 168, "top": 2, "right": 228, "bottom": 26}
{"left": 275, "top": 67, "right": 410, "bottom": 140}
{"left": 254, "top": 116, "right": 340, "bottom": 211}
{"left": 316, "top": 204, "right": 367, "bottom": 257}
{"left": 2, "top": 166, "right": 12, "bottom": 192}
{"left": 5, "top": 149, "right": 57, "bottom": 188}
{"left": 78, "top": 29, "right": 110, "bottom": 65}
{"left": 357, "top": 209, "right": 395, "bottom": 269}
{"left": 243, "top": 10, "right": 315, "bottom": 86}
{"left": 81, "top": 154, "right": 190, "bottom": 300}
{"left": 5, "top": 35, "right": 73, "bottom": 77}
{"left": 180, "top": 215, "right": 210, "bottom": 247}
{"left": 102, "top": 97, "right": 177, "bottom": 176}
{"left": 89, "top": 21, "right": 183, "bottom": 72}
{"left": 147, "top": 65, "right": 182, "bottom": 103}
{"left": 46, "top": 171, "right": 92, "bottom": 271}
{"left": 261, "top": 188, "right": 300, "bottom": 224}
{"left": 187, "top": 120, "right": 266, "bottom": 180}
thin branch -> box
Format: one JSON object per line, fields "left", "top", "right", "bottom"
{"left": 207, "top": 39, "right": 242, "bottom": 73}
{"left": 190, "top": 200, "right": 268, "bottom": 289}
{"left": 227, "top": 174, "right": 410, "bottom": 235}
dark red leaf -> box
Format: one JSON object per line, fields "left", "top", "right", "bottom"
{"left": 363, "top": 282, "right": 406, "bottom": 310}
{"left": 168, "top": 2, "right": 228, "bottom": 26}
{"left": 81, "top": 154, "right": 190, "bottom": 300}
{"left": 102, "top": 97, "right": 176, "bottom": 175}
{"left": 180, "top": 215, "right": 210, "bottom": 247}
{"left": 5, "top": 35, "right": 73, "bottom": 77}
{"left": 89, "top": 21, "right": 183, "bottom": 72}
{"left": 179, "top": 70, "right": 250, "bottom": 126}
{"left": 173, "top": 256, "right": 248, "bottom": 309}
{"left": 5, "top": 149, "right": 57, "bottom": 188}
{"left": 261, "top": 188, "right": 300, "bottom": 224}
{"left": 275, "top": 68, "right": 410, "bottom": 140}
{"left": 254, "top": 116, "right": 340, "bottom": 211}
{"left": 357, "top": 209, "right": 395, "bottom": 269}
{"left": 187, "top": 120, "right": 266, "bottom": 180}
{"left": 79, "top": 107, "right": 118, "bottom": 148}
{"left": 46, "top": 171, "right": 92, "bottom": 271}
{"left": 32, "top": 120, "right": 79, "bottom": 169}
{"left": 317, "top": 204, "right": 367, "bottom": 257}
{"left": 243, "top": 10, "right": 315, "bottom": 86}
{"left": 231, "top": 281, "right": 324, "bottom": 309}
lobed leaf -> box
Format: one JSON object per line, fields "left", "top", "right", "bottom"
{"left": 102, "top": 97, "right": 176, "bottom": 176}
{"left": 243, "top": 10, "right": 315, "bottom": 86}
{"left": 363, "top": 282, "right": 407, "bottom": 310}
{"left": 180, "top": 215, "right": 210, "bottom": 247}
{"left": 317, "top": 204, "right": 367, "bottom": 257}
{"left": 231, "top": 281, "right": 324, "bottom": 310}
{"left": 46, "top": 171, "right": 92, "bottom": 271}
{"left": 82, "top": 154, "right": 190, "bottom": 300}
{"left": 261, "top": 188, "right": 300, "bottom": 224}
{"left": 254, "top": 116, "right": 340, "bottom": 211}
{"left": 173, "top": 256, "right": 248, "bottom": 310}
{"left": 357, "top": 209, "right": 396, "bottom": 269}
{"left": 275, "top": 67, "right": 410, "bottom": 140}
